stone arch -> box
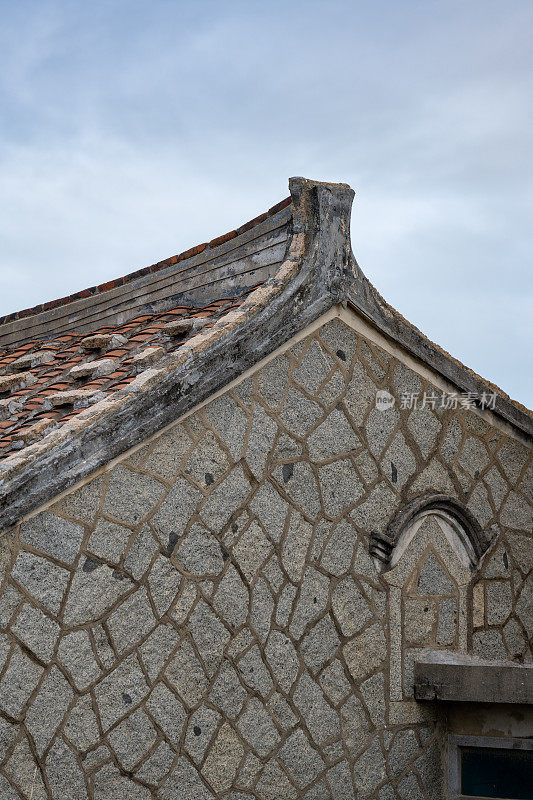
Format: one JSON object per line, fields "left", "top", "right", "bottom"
{"left": 370, "top": 493, "right": 492, "bottom": 570}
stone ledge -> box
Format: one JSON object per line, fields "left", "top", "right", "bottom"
{"left": 414, "top": 649, "right": 533, "bottom": 705}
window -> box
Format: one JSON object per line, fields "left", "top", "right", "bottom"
{"left": 448, "top": 735, "right": 533, "bottom": 800}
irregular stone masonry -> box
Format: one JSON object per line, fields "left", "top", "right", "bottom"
{"left": 0, "top": 316, "right": 530, "bottom": 799}
{"left": 0, "top": 290, "right": 259, "bottom": 459}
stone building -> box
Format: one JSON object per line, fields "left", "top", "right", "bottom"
{"left": 0, "top": 178, "right": 531, "bottom": 799}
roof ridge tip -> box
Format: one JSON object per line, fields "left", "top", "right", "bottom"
{"left": 289, "top": 176, "right": 353, "bottom": 190}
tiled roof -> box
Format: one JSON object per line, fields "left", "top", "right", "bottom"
{"left": 0, "top": 194, "right": 294, "bottom": 462}
{"left": 0, "top": 289, "right": 258, "bottom": 460}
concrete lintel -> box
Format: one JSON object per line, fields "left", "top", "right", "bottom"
{"left": 414, "top": 650, "right": 533, "bottom": 705}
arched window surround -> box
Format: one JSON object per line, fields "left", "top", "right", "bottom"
{"left": 373, "top": 494, "right": 496, "bottom": 707}
{"left": 370, "top": 493, "right": 493, "bottom": 572}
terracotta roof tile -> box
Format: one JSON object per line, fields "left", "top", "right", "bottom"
{"left": 0, "top": 285, "right": 261, "bottom": 460}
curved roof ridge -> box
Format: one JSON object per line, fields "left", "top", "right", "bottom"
{"left": 365, "top": 274, "right": 532, "bottom": 420}
{"left": 0, "top": 197, "right": 291, "bottom": 327}
{"left": 0, "top": 176, "right": 530, "bottom": 529}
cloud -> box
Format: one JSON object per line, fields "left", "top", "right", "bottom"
{"left": 0, "top": 0, "right": 531, "bottom": 405}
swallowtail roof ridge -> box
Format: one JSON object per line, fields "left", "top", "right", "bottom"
{"left": 0, "top": 176, "right": 530, "bottom": 528}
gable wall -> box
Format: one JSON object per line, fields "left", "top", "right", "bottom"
{"left": 0, "top": 308, "right": 531, "bottom": 799}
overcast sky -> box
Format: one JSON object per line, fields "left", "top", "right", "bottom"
{"left": 0, "top": 0, "right": 531, "bottom": 406}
